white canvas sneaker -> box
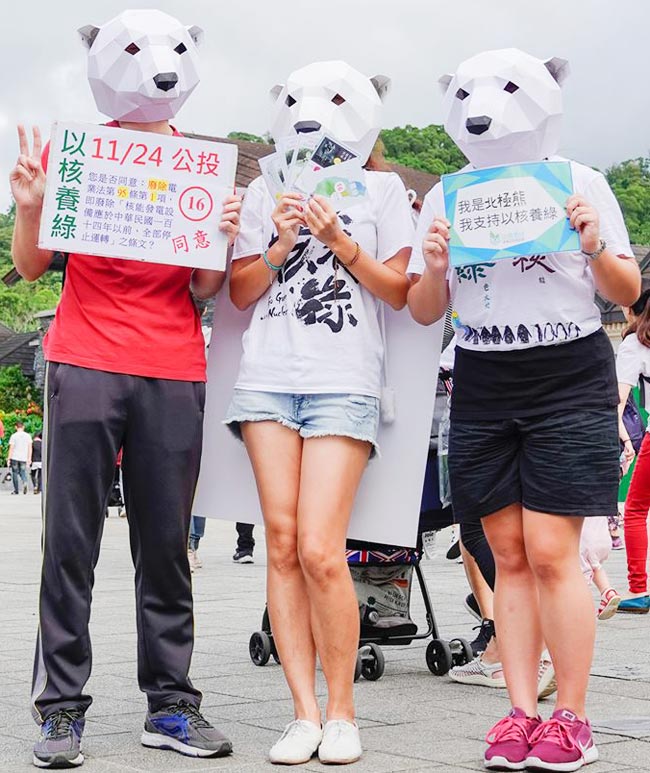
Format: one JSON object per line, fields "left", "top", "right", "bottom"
{"left": 269, "top": 720, "right": 322, "bottom": 765}
{"left": 318, "top": 719, "right": 362, "bottom": 764}
{"left": 188, "top": 549, "right": 202, "bottom": 572}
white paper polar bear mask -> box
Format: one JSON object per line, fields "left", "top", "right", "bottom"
{"left": 439, "top": 48, "right": 569, "bottom": 169}
{"left": 269, "top": 60, "right": 390, "bottom": 164}
{"left": 79, "top": 9, "right": 203, "bottom": 123}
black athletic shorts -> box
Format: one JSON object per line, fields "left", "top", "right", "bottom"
{"left": 448, "top": 408, "right": 620, "bottom": 522}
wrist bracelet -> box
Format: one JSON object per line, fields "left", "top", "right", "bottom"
{"left": 340, "top": 241, "right": 361, "bottom": 268}
{"left": 262, "top": 249, "right": 283, "bottom": 272}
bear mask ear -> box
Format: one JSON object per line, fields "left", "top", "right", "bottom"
{"left": 544, "top": 57, "right": 570, "bottom": 86}
{"left": 78, "top": 25, "right": 100, "bottom": 50}
{"left": 270, "top": 84, "right": 284, "bottom": 101}
{"left": 370, "top": 74, "right": 391, "bottom": 101}
{"left": 187, "top": 25, "right": 204, "bottom": 46}
{"left": 438, "top": 73, "right": 454, "bottom": 94}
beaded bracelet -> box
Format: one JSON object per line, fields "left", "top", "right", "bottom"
{"left": 262, "top": 249, "right": 283, "bottom": 272}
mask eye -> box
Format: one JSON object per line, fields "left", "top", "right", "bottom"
{"left": 174, "top": 42, "right": 187, "bottom": 54}
{"left": 331, "top": 93, "right": 346, "bottom": 106}
{"left": 504, "top": 81, "right": 519, "bottom": 93}
{"left": 285, "top": 94, "right": 296, "bottom": 107}
{"left": 125, "top": 42, "right": 140, "bottom": 55}
{"left": 455, "top": 88, "right": 469, "bottom": 101}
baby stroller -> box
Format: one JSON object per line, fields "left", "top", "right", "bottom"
{"left": 249, "top": 373, "right": 473, "bottom": 681}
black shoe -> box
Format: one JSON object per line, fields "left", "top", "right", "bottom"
{"left": 233, "top": 550, "right": 254, "bottom": 564}
{"left": 142, "top": 700, "right": 232, "bottom": 758}
{"left": 464, "top": 593, "right": 482, "bottom": 621}
{"left": 33, "top": 708, "right": 85, "bottom": 768}
{"left": 470, "top": 618, "right": 495, "bottom": 657}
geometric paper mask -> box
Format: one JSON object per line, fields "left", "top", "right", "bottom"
{"left": 78, "top": 9, "right": 203, "bottom": 123}
{"left": 439, "top": 48, "right": 569, "bottom": 169}
{"left": 269, "top": 60, "right": 391, "bottom": 165}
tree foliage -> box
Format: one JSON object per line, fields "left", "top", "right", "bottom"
{"left": 0, "top": 204, "right": 61, "bottom": 332}
{"left": 227, "top": 131, "right": 270, "bottom": 144}
{"left": 606, "top": 158, "right": 650, "bottom": 246}
{"left": 0, "top": 365, "right": 36, "bottom": 412}
{"left": 380, "top": 124, "right": 468, "bottom": 176}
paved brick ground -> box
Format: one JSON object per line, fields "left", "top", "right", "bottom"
{"left": 1, "top": 489, "right": 649, "bottom": 772}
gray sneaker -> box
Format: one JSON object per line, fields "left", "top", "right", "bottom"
{"left": 33, "top": 709, "right": 85, "bottom": 768}
{"left": 141, "top": 700, "right": 232, "bottom": 758}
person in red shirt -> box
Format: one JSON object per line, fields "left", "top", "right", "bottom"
{"left": 10, "top": 10, "right": 240, "bottom": 769}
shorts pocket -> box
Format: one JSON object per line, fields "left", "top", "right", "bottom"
{"left": 343, "top": 395, "right": 374, "bottom": 424}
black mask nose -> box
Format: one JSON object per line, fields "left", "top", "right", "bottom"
{"left": 466, "top": 115, "right": 492, "bottom": 136}
{"left": 153, "top": 72, "right": 179, "bottom": 92}
{"left": 294, "top": 120, "right": 322, "bottom": 133}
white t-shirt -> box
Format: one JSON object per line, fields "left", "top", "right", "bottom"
{"left": 9, "top": 430, "right": 32, "bottom": 462}
{"left": 408, "top": 157, "right": 633, "bottom": 352}
{"left": 232, "top": 172, "right": 415, "bottom": 397}
{"left": 616, "top": 334, "right": 650, "bottom": 407}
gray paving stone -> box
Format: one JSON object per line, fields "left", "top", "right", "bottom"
{"left": 3, "top": 493, "right": 650, "bottom": 772}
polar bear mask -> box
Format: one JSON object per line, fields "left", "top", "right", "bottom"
{"left": 269, "top": 61, "right": 390, "bottom": 164}
{"left": 439, "top": 48, "right": 569, "bottom": 169}
{"left": 78, "top": 9, "right": 203, "bottom": 123}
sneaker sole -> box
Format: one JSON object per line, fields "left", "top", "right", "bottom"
{"left": 269, "top": 750, "right": 319, "bottom": 765}
{"left": 526, "top": 745, "right": 598, "bottom": 771}
{"left": 484, "top": 755, "right": 527, "bottom": 770}
{"left": 141, "top": 730, "right": 232, "bottom": 758}
{"left": 32, "top": 752, "right": 84, "bottom": 768}
{"left": 597, "top": 597, "right": 621, "bottom": 620}
{"left": 319, "top": 752, "right": 362, "bottom": 765}
{"left": 449, "top": 672, "right": 506, "bottom": 688}
{"left": 617, "top": 605, "right": 649, "bottom": 614}
{"left": 234, "top": 557, "right": 254, "bottom": 564}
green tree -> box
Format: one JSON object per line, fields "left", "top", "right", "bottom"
{"left": 606, "top": 158, "right": 650, "bottom": 245}
{"left": 0, "top": 365, "right": 34, "bottom": 412}
{"left": 0, "top": 203, "right": 62, "bottom": 331}
{"left": 380, "top": 124, "right": 468, "bottom": 176}
{"left": 227, "top": 131, "right": 269, "bottom": 144}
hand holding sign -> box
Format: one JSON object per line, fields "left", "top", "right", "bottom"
{"left": 567, "top": 195, "right": 600, "bottom": 254}
{"left": 422, "top": 217, "right": 451, "bottom": 275}
{"left": 10, "top": 126, "right": 46, "bottom": 210}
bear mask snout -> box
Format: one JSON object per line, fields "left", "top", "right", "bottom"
{"left": 153, "top": 72, "right": 179, "bottom": 92}
{"left": 466, "top": 115, "right": 492, "bottom": 136}
{"left": 294, "top": 120, "right": 322, "bottom": 134}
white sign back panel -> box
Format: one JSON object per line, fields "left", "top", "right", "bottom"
{"left": 194, "top": 289, "right": 443, "bottom": 548}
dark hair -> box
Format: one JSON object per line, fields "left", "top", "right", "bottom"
{"left": 16, "top": 421, "right": 24, "bottom": 428}
{"left": 623, "top": 287, "right": 650, "bottom": 348}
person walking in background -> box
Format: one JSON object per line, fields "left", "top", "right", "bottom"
{"left": 188, "top": 515, "right": 206, "bottom": 572}
{"left": 31, "top": 432, "right": 43, "bottom": 494}
{"left": 233, "top": 523, "right": 255, "bottom": 564}
{"left": 615, "top": 287, "right": 650, "bottom": 614}
{"left": 579, "top": 518, "right": 621, "bottom": 619}
{"left": 8, "top": 421, "right": 32, "bottom": 495}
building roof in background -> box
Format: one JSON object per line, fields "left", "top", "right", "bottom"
{"left": 0, "top": 330, "right": 39, "bottom": 377}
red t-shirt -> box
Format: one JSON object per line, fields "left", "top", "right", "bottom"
{"left": 41, "top": 124, "right": 206, "bottom": 382}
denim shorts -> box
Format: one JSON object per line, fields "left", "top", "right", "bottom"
{"left": 448, "top": 408, "right": 620, "bottom": 522}
{"left": 225, "top": 389, "right": 380, "bottom": 456}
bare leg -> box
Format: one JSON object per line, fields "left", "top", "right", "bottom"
{"left": 483, "top": 505, "right": 543, "bottom": 717}
{"left": 592, "top": 566, "right": 614, "bottom": 596}
{"left": 297, "top": 436, "right": 370, "bottom": 722}
{"left": 241, "top": 421, "right": 320, "bottom": 724}
{"left": 524, "top": 512, "right": 594, "bottom": 719}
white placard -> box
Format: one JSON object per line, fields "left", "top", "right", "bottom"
{"left": 194, "top": 287, "right": 443, "bottom": 548}
{"left": 39, "top": 121, "right": 238, "bottom": 270}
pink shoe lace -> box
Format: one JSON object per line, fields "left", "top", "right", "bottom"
{"left": 529, "top": 718, "right": 577, "bottom": 752}
{"left": 486, "top": 715, "right": 533, "bottom": 746}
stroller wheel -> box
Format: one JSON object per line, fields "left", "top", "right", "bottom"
{"left": 449, "top": 637, "right": 474, "bottom": 667}
{"left": 360, "top": 643, "right": 385, "bottom": 682}
{"left": 249, "top": 631, "right": 272, "bottom": 666}
{"left": 354, "top": 652, "right": 362, "bottom": 682}
{"left": 426, "top": 639, "right": 453, "bottom": 676}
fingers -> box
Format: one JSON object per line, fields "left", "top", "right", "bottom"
{"left": 423, "top": 233, "right": 449, "bottom": 255}
{"left": 10, "top": 165, "right": 34, "bottom": 184}
{"left": 32, "top": 126, "right": 42, "bottom": 160}
{"left": 219, "top": 211, "right": 239, "bottom": 225}
{"left": 17, "top": 124, "right": 28, "bottom": 157}
{"left": 428, "top": 217, "right": 451, "bottom": 241}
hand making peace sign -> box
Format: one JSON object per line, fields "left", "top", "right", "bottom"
{"left": 10, "top": 125, "right": 46, "bottom": 210}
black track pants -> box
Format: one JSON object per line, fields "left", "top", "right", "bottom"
{"left": 32, "top": 363, "right": 205, "bottom": 722}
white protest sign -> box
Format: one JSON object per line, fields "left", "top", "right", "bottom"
{"left": 39, "top": 121, "right": 238, "bottom": 270}
{"left": 194, "top": 287, "right": 443, "bottom": 548}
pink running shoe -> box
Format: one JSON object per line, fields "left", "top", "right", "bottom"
{"left": 484, "top": 707, "right": 541, "bottom": 770}
{"left": 526, "top": 709, "right": 598, "bottom": 771}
